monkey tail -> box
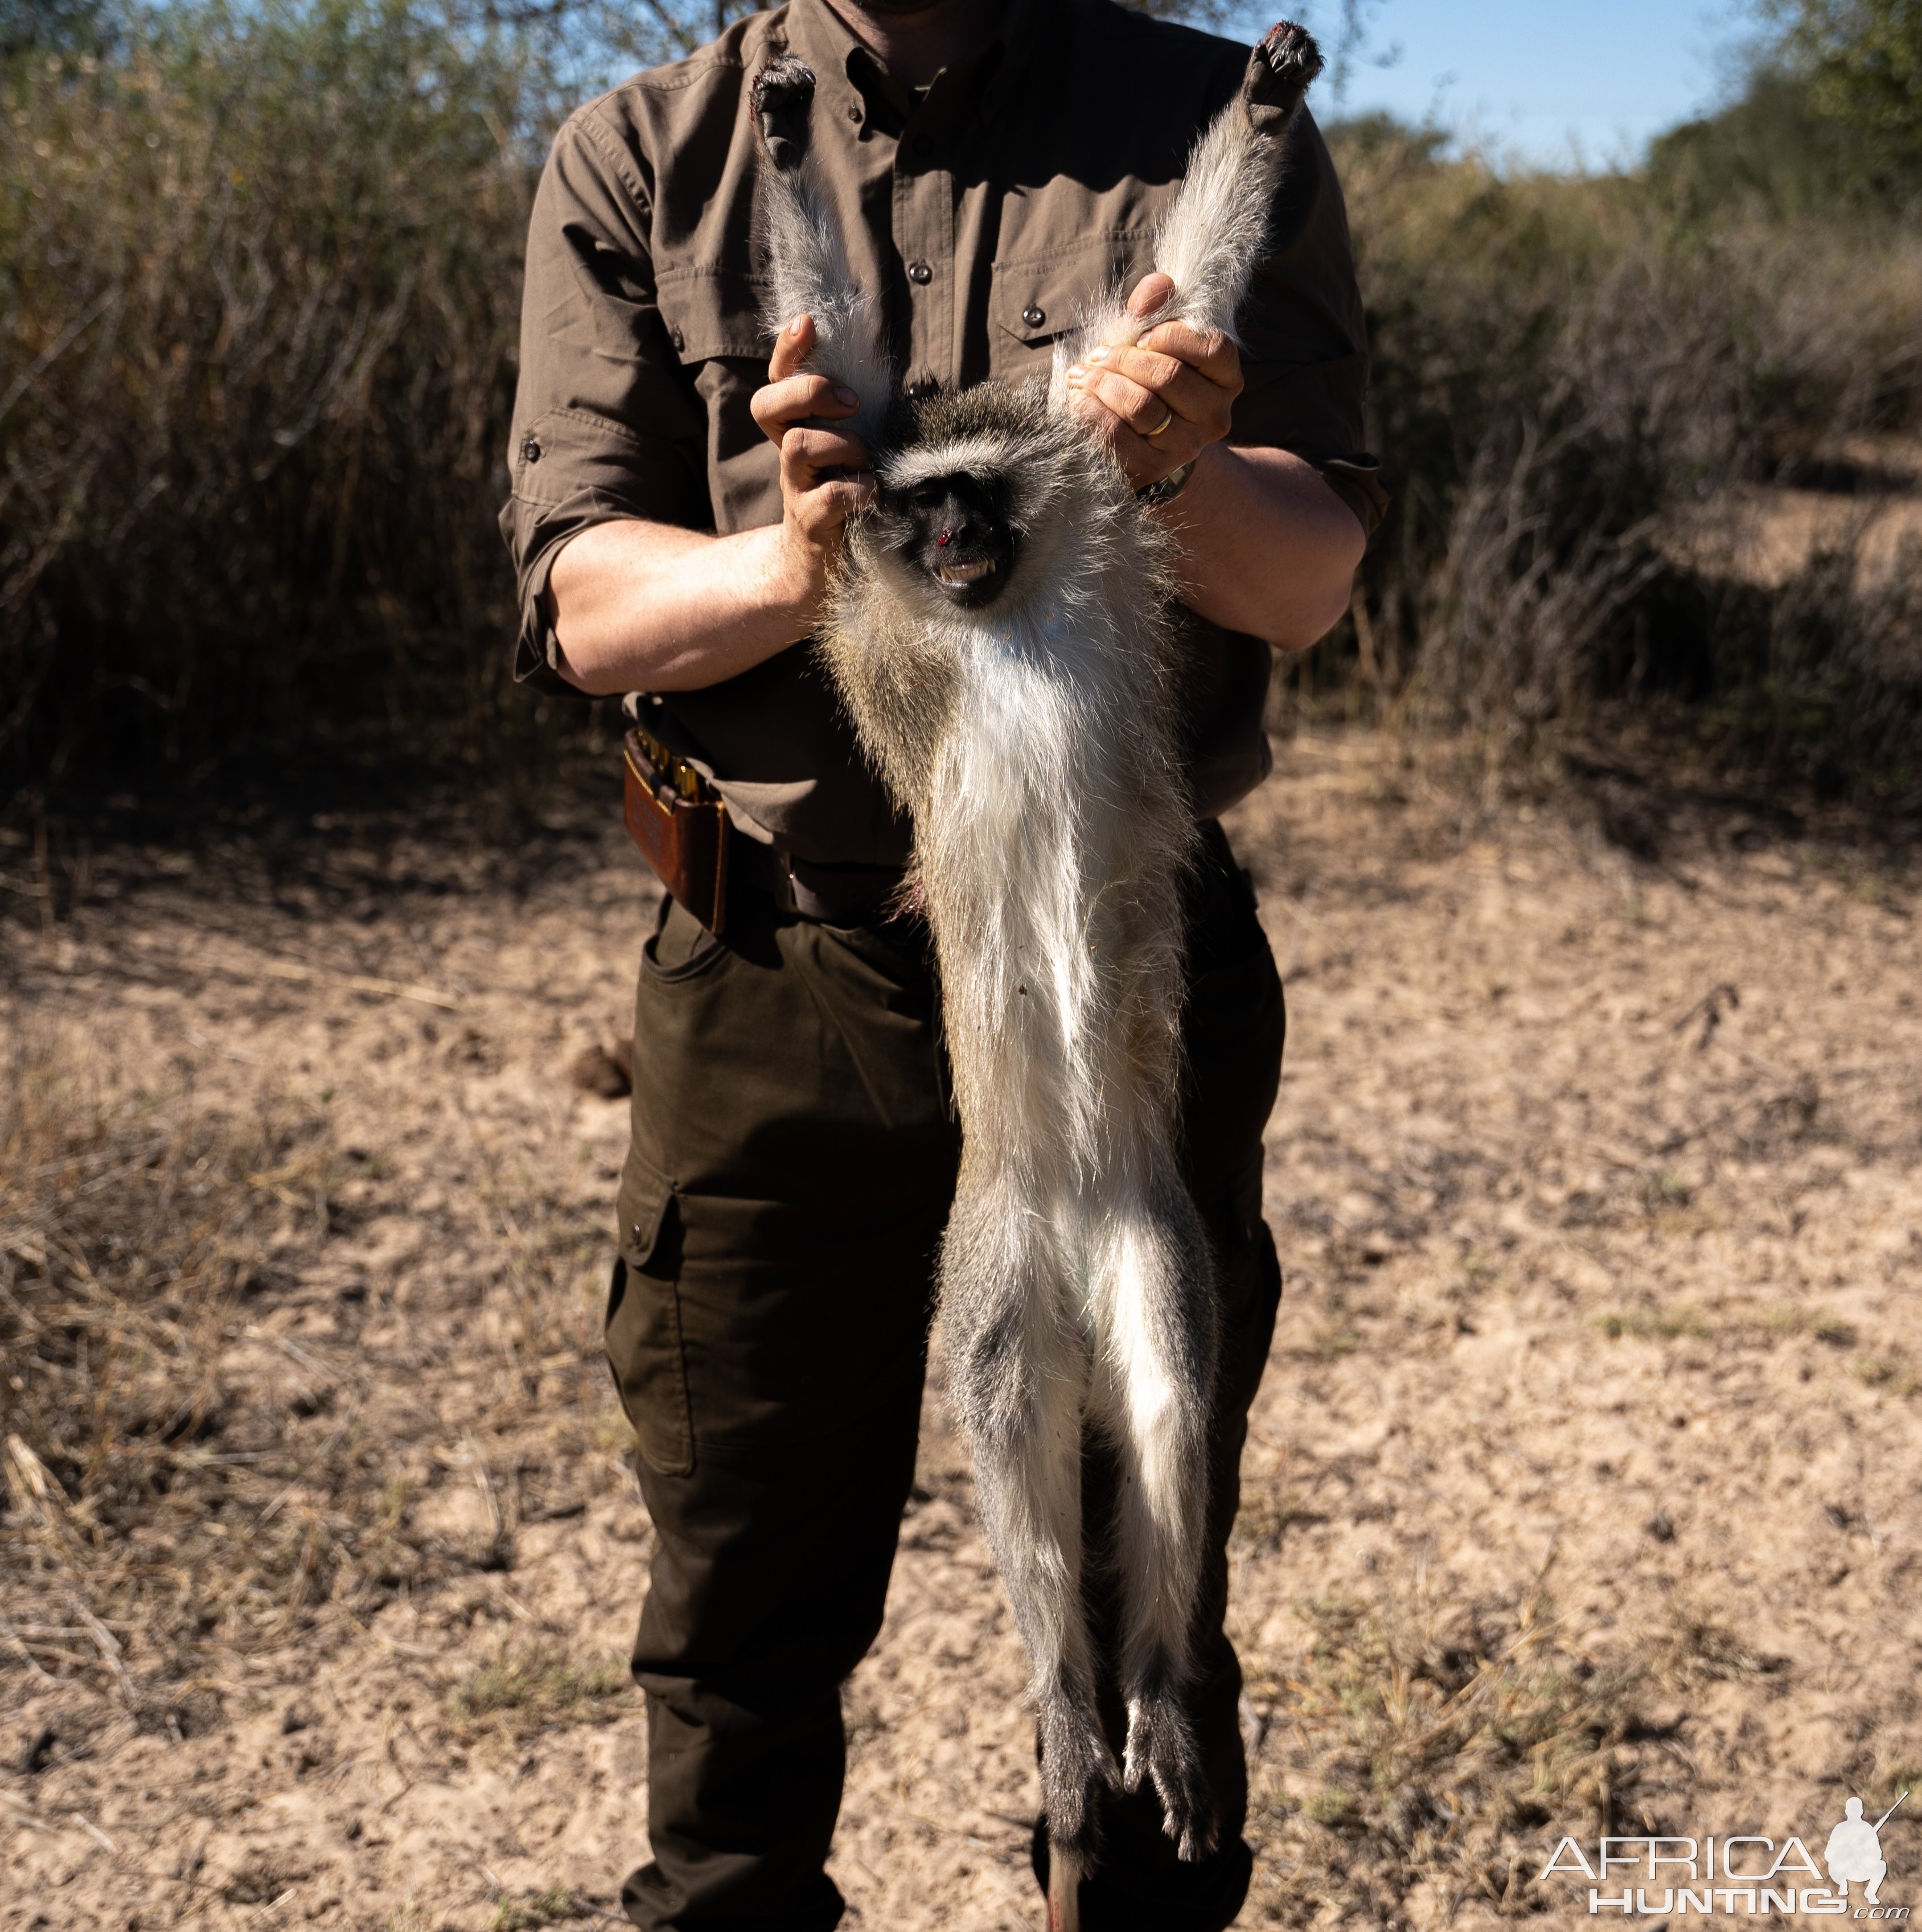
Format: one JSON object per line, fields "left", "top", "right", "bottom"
{"left": 751, "top": 55, "right": 893, "bottom": 449}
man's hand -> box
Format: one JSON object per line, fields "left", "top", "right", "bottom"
{"left": 750, "top": 314, "right": 876, "bottom": 620}
{"left": 1064, "top": 272, "right": 1241, "bottom": 492}
{"left": 545, "top": 316, "right": 880, "bottom": 696}
{"left": 1058, "top": 266, "right": 1362, "bottom": 649}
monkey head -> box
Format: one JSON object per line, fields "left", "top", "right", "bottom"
{"left": 875, "top": 470, "right": 1017, "bottom": 608}
{"left": 869, "top": 385, "right": 1061, "bottom": 612}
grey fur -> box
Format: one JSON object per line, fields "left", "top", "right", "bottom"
{"left": 752, "top": 55, "right": 894, "bottom": 450}
{"left": 750, "top": 22, "right": 1321, "bottom": 1899}
{"left": 1052, "top": 19, "right": 1325, "bottom": 387}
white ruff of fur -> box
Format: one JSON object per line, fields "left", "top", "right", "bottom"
{"left": 923, "top": 576, "right": 1170, "bottom": 1202}
{"left": 757, "top": 152, "right": 892, "bottom": 449}
{"left": 831, "top": 420, "right": 1190, "bottom": 1216}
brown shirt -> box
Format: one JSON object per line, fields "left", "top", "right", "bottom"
{"left": 500, "top": 0, "right": 1382, "bottom": 867}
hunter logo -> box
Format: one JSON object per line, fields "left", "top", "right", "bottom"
{"left": 1540, "top": 1794, "right": 1910, "bottom": 1918}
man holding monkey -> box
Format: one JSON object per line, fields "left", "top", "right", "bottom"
{"left": 500, "top": 0, "right": 1379, "bottom": 1925}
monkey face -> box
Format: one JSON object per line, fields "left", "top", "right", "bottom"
{"left": 881, "top": 473, "right": 1017, "bottom": 608}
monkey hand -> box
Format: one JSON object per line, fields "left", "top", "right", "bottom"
{"left": 751, "top": 313, "right": 878, "bottom": 624}
{"left": 1064, "top": 273, "right": 1243, "bottom": 495}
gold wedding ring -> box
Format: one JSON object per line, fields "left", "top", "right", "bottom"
{"left": 1144, "top": 407, "right": 1176, "bottom": 438}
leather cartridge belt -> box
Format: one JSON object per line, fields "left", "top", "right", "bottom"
{"left": 620, "top": 722, "right": 904, "bottom": 933}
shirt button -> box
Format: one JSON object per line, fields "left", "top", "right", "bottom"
{"left": 907, "top": 260, "right": 933, "bottom": 285}
{"left": 1021, "top": 304, "right": 1046, "bottom": 329}
{"left": 846, "top": 101, "right": 861, "bottom": 121}
{"left": 671, "top": 326, "right": 685, "bottom": 351}
{"left": 520, "top": 434, "right": 541, "bottom": 463}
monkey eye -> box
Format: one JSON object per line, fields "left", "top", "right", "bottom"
{"left": 909, "top": 482, "right": 950, "bottom": 510}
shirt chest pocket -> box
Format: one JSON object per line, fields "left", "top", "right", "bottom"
{"left": 654, "top": 268, "right": 769, "bottom": 366}
{"left": 987, "top": 233, "right": 1156, "bottom": 384}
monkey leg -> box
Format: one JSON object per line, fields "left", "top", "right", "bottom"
{"left": 942, "top": 1166, "right": 1115, "bottom": 1870}
{"left": 1085, "top": 1162, "right": 1219, "bottom": 1861}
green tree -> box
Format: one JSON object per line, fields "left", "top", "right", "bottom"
{"left": 1771, "top": 0, "right": 1922, "bottom": 191}
{"left": 1, "top": 0, "right": 112, "bottom": 58}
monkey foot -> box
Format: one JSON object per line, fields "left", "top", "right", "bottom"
{"left": 751, "top": 56, "right": 817, "bottom": 172}
{"left": 1123, "top": 1692, "right": 1218, "bottom": 1863}
{"left": 1242, "top": 21, "right": 1325, "bottom": 128}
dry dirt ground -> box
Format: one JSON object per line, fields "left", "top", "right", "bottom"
{"left": 2, "top": 729, "right": 1919, "bottom": 1931}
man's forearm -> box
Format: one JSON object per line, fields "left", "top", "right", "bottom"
{"left": 1157, "top": 442, "right": 1365, "bottom": 652}
{"left": 547, "top": 518, "right": 814, "bottom": 696}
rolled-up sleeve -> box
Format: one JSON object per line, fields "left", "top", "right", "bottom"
{"left": 1229, "top": 112, "right": 1388, "bottom": 540}
{"left": 499, "top": 106, "right": 710, "bottom": 692}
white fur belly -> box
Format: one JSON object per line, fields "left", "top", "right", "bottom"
{"left": 922, "top": 623, "right": 1137, "bottom": 1180}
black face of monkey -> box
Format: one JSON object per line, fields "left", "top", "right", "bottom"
{"left": 880, "top": 473, "right": 1017, "bottom": 608}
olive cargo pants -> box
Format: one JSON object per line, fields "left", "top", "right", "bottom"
{"left": 605, "top": 823, "right": 1286, "bottom": 1932}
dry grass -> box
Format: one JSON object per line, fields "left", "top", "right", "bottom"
{"left": 0, "top": 1039, "right": 341, "bottom": 1708}
{"left": 1321, "top": 121, "right": 1922, "bottom": 802}
{"left": 446, "top": 1636, "right": 629, "bottom": 1741}
{"left": 486, "top": 1892, "right": 588, "bottom": 1931}
{"left": 2, "top": 740, "right": 1919, "bottom": 1926}
{"left": 1243, "top": 1568, "right": 1657, "bottom": 1925}
{"left": 0, "top": 1009, "right": 625, "bottom": 1741}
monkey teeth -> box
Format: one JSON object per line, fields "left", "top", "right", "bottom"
{"left": 935, "top": 559, "right": 996, "bottom": 586}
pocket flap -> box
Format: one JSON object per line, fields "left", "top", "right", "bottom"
{"left": 988, "top": 234, "right": 1154, "bottom": 375}
{"left": 606, "top": 1152, "right": 693, "bottom": 1477}
{"left": 617, "top": 1150, "right": 675, "bottom": 1270}
{"left": 654, "top": 268, "right": 769, "bottom": 364}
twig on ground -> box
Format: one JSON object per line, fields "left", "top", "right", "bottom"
{"left": 259, "top": 958, "right": 459, "bottom": 1011}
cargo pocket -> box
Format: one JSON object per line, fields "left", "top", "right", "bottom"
{"left": 640, "top": 894, "right": 729, "bottom": 983}
{"left": 605, "top": 1152, "right": 695, "bottom": 1477}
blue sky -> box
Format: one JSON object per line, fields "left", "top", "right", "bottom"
{"left": 1275, "top": 0, "right": 1767, "bottom": 169}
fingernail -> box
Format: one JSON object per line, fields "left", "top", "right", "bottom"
{"left": 1088, "top": 346, "right": 1109, "bottom": 362}
{"left": 835, "top": 385, "right": 858, "bottom": 407}
{"left": 1066, "top": 364, "right": 1086, "bottom": 382}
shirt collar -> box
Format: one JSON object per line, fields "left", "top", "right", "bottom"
{"left": 781, "top": 0, "right": 1050, "bottom": 140}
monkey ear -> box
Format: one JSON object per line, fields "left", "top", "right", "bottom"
{"left": 1242, "top": 21, "right": 1323, "bottom": 137}
{"left": 751, "top": 56, "right": 818, "bottom": 173}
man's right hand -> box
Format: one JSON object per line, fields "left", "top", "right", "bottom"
{"left": 750, "top": 314, "right": 876, "bottom": 621}
{"left": 545, "top": 317, "right": 873, "bottom": 696}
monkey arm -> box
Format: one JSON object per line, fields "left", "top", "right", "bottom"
{"left": 1154, "top": 441, "right": 1364, "bottom": 654}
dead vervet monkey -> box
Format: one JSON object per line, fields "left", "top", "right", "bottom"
{"left": 751, "top": 23, "right": 1322, "bottom": 1923}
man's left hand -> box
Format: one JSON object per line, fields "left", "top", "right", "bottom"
{"left": 1065, "top": 270, "right": 1242, "bottom": 492}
